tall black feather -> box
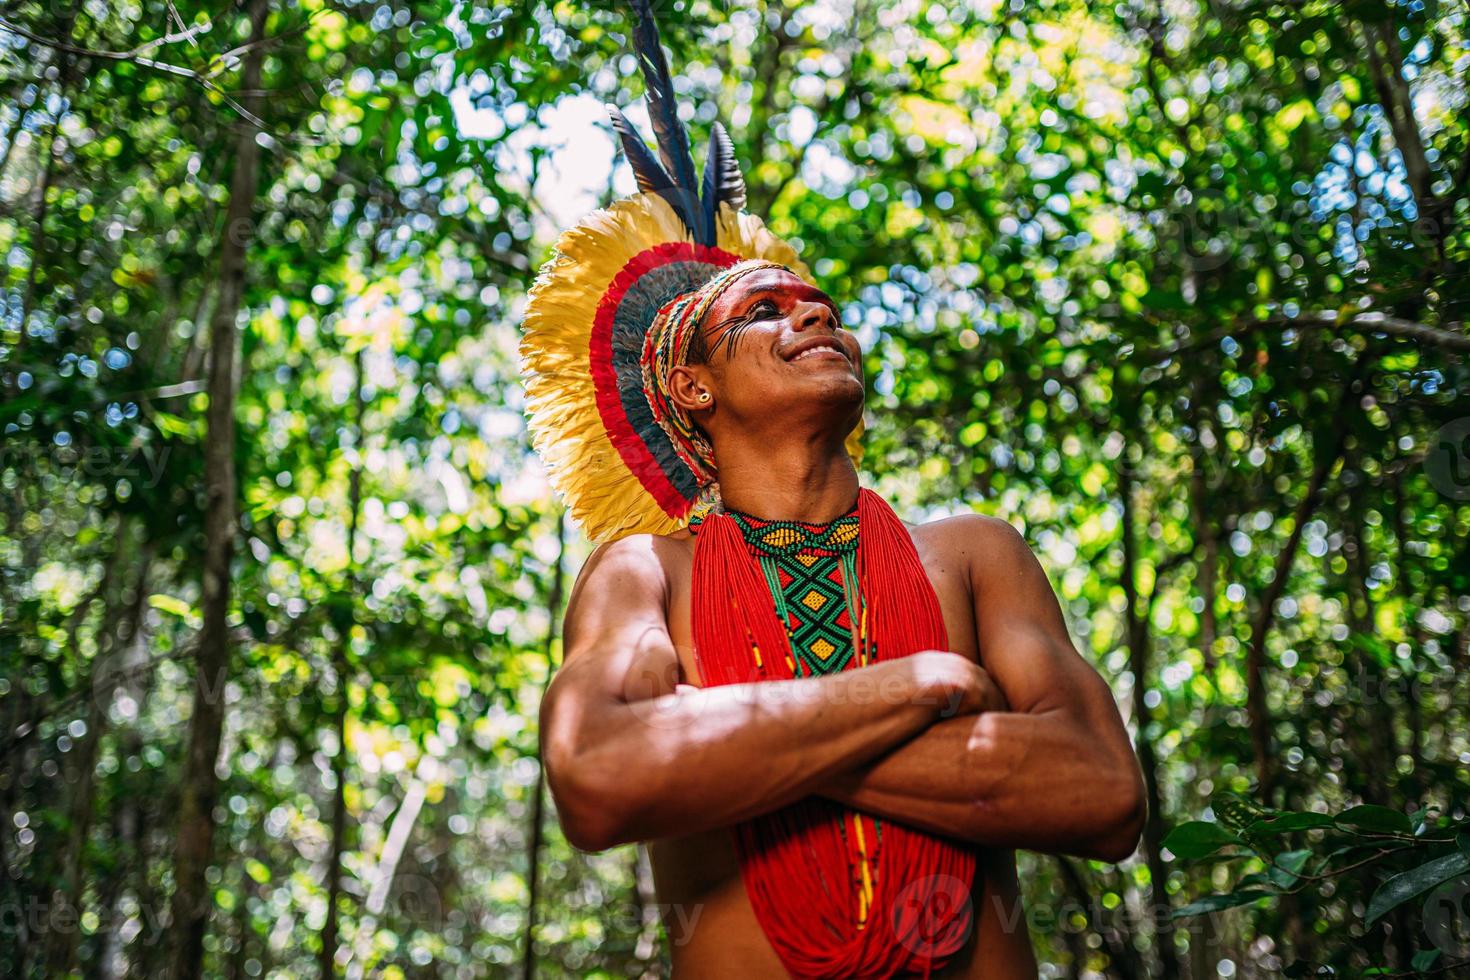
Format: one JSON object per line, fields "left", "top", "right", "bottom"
{"left": 627, "top": 0, "right": 707, "bottom": 242}
{"left": 701, "top": 121, "right": 747, "bottom": 236}
{"left": 606, "top": 104, "right": 674, "bottom": 194}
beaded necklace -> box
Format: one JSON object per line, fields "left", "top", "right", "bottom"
{"left": 721, "top": 505, "right": 869, "bottom": 678}
{"left": 686, "top": 490, "right": 975, "bottom": 977}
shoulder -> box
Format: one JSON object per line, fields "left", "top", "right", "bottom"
{"left": 910, "top": 511, "right": 1031, "bottom": 568}
{"left": 562, "top": 531, "right": 693, "bottom": 650}
{"left": 578, "top": 530, "right": 683, "bottom": 582}
{"left": 569, "top": 527, "right": 695, "bottom": 600}
{"left": 910, "top": 512, "right": 1048, "bottom": 602}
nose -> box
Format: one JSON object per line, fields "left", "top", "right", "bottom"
{"left": 794, "top": 301, "right": 835, "bottom": 332}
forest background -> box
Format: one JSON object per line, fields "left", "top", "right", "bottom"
{"left": 1, "top": 0, "right": 1468, "bottom": 977}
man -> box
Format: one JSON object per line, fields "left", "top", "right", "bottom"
{"left": 533, "top": 261, "right": 1144, "bottom": 977}
{"left": 520, "top": 8, "right": 1144, "bottom": 975}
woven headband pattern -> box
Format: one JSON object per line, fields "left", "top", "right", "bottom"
{"left": 640, "top": 259, "right": 788, "bottom": 487}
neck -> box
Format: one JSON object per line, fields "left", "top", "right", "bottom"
{"left": 711, "top": 428, "right": 860, "bottom": 524}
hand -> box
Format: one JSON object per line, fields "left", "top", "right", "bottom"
{"left": 904, "top": 650, "right": 1008, "bottom": 718}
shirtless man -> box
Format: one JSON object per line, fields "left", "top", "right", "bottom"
{"left": 538, "top": 265, "right": 1147, "bottom": 977}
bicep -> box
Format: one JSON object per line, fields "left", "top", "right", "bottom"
{"left": 967, "top": 518, "right": 1117, "bottom": 720}
{"left": 543, "top": 538, "right": 680, "bottom": 736}
{"left": 539, "top": 538, "right": 689, "bottom": 848}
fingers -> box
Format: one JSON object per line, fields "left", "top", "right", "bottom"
{"left": 975, "top": 667, "right": 1010, "bottom": 713}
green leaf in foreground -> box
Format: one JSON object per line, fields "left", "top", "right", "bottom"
{"left": 1335, "top": 804, "right": 1413, "bottom": 836}
{"left": 1365, "top": 851, "right": 1470, "bottom": 927}
{"left": 1211, "top": 792, "right": 1277, "bottom": 834}
{"left": 1174, "top": 890, "right": 1274, "bottom": 919}
{"left": 1246, "top": 812, "right": 1336, "bottom": 836}
{"left": 1411, "top": 949, "right": 1442, "bottom": 972}
{"left": 1268, "top": 849, "right": 1313, "bottom": 889}
{"left": 1164, "top": 821, "right": 1247, "bottom": 860}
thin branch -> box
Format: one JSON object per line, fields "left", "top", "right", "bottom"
{"left": 204, "top": 15, "right": 317, "bottom": 79}
{"left": 166, "top": 2, "right": 200, "bottom": 50}
{"left": 1133, "top": 310, "right": 1470, "bottom": 363}
{"left": 1246, "top": 371, "right": 1356, "bottom": 799}
{"left": 0, "top": 17, "right": 212, "bottom": 62}
{"left": 1, "top": 641, "right": 194, "bottom": 753}
{"left": 0, "top": 15, "right": 322, "bottom": 141}
{"left": 752, "top": 2, "right": 869, "bottom": 213}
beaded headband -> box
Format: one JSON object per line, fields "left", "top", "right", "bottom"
{"left": 640, "top": 260, "right": 788, "bottom": 487}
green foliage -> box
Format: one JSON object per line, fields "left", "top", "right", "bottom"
{"left": 0, "top": 0, "right": 1467, "bottom": 978}
{"left": 1167, "top": 796, "right": 1470, "bottom": 975}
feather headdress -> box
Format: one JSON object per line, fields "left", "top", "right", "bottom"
{"left": 520, "top": 0, "right": 859, "bottom": 543}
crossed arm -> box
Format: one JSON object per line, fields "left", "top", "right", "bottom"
{"left": 539, "top": 516, "right": 1145, "bottom": 862}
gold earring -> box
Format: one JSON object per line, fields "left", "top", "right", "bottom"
{"left": 698, "top": 392, "right": 711, "bottom": 403}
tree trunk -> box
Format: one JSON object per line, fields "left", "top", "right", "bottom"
{"left": 629, "top": 844, "right": 661, "bottom": 972}
{"left": 0, "top": 94, "right": 22, "bottom": 182}
{"left": 1390, "top": 473, "right": 1427, "bottom": 801}
{"left": 1052, "top": 864, "right": 1090, "bottom": 980}
{"left": 98, "top": 735, "right": 140, "bottom": 980}
{"left": 226, "top": 864, "right": 254, "bottom": 980}
{"left": 13, "top": 9, "right": 76, "bottom": 360}
{"left": 1343, "top": 487, "right": 1399, "bottom": 803}
{"left": 1054, "top": 857, "right": 1140, "bottom": 980}
{"left": 522, "top": 511, "right": 566, "bottom": 980}
{"left": 165, "top": 3, "right": 269, "bottom": 976}
{"left": 1246, "top": 423, "right": 1343, "bottom": 801}
{"left": 1118, "top": 454, "right": 1180, "bottom": 980}
{"left": 1187, "top": 403, "right": 1220, "bottom": 675}
{"left": 1343, "top": 486, "right": 1417, "bottom": 971}
{"left": 1358, "top": 20, "right": 1435, "bottom": 223}
{"left": 44, "top": 542, "right": 151, "bottom": 977}
{"left": 321, "top": 346, "right": 367, "bottom": 979}
{"left": 103, "top": 637, "right": 156, "bottom": 980}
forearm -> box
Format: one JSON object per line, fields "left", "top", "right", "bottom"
{"left": 820, "top": 709, "right": 1146, "bottom": 862}
{"left": 548, "top": 658, "right": 952, "bottom": 849}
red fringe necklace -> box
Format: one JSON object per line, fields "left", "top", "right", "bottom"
{"left": 690, "top": 488, "right": 977, "bottom": 978}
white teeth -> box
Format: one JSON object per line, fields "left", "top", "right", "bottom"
{"left": 792, "top": 344, "right": 840, "bottom": 361}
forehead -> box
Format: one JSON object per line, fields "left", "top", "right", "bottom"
{"left": 705, "top": 268, "right": 833, "bottom": 321}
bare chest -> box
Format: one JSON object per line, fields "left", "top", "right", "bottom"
{"left": 660, "top": 526, "right": 981, "bottom": 685}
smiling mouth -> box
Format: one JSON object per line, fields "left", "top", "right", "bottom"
{"left": 788, "top": 342, "right": 848, "bottom": 363}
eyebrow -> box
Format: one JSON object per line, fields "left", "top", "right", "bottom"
{"left": 738, "top": 284, "right": 838, "bottom": 310}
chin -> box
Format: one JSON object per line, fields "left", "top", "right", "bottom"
{"left": 815, "top": 372, "right": 865, "bottom": 403}
{"left": 804, "top": 377, "right": 865, "bottom": 428}
{"left": 748, "top": 372, "right": 864, "bottom": 426}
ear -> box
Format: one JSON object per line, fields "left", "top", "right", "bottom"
{"left": 666, "top": 364, "right": 714, "bottom": 416}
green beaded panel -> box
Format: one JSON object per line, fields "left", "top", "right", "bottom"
{"left": 727, "top": 508, "right": 862, "bottom": 678}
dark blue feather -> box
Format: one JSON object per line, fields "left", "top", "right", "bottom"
{"left": 627, "top": 0, "right": 707, "bottom": 241}
{"left": 701, "top": 121, "right": 747, "bottom": 235}
{"left": 607, "top": 104, "right": 674, "bottom": 194}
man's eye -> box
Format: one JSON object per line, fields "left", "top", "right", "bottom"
{"left": 750, "top": 300, "right": 779, "bottom": 318}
